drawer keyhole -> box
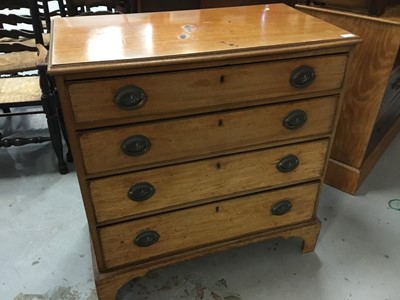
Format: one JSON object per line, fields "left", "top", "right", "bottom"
{"left": 220, "top": 75, "right": 225, "bottom": 83}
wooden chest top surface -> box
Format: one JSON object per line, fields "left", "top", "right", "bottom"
{"left": 49, "top": 4, "right": 359, "bottom": 74}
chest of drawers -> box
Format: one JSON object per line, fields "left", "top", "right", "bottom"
{"left": 49, "top": 4, "right": 360, "bottom": 299}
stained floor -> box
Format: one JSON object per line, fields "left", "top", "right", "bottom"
{"left": 0, "top": 113, "right": 399, "bottom": 300}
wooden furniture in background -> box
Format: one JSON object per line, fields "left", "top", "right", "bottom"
{"left": 302, "top": 0, "right": 395, "bottom": 16}
{"left": 111, "top": 0, "right": 297, "bottom": 13}
{"left": 137, "top": 0, "right": 200, "bottom": 12}
{"left": 297, "top": 4, "right": 400, "bottom": 194}
{"left": 200, "top": 0, "right": 296, "bottom": 8}
{"left": 49, "top": 4, "right": 359, "bottom": 298}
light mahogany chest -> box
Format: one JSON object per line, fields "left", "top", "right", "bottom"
{"left": 49, "top": 4, "right": 360, "bottom": 299}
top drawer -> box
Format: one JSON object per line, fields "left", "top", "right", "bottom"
{"left": 68, "top": 55, "right": 347, "bottom": 128}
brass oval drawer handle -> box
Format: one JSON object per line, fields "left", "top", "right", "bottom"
{"left": 134, "top": 230, "right": 160, "bottom": 247}
{"left": 128, "top": 182, "right": 155, "bottom": 202}
{"left": 115, "top": 85, "right": 147, "bottom": 110}
{"left": 283, "top": 110, "right": 307, "bottom": 129}
{"left": 121, "top": 135, "right": 151, "bottom": 156}
{"left": 277, "top": 154, "right": 299, "bottom": 172}
{"left": 271, "top": 200, "right": 292, "bottom": 215}
{"left": 290, "top": 65, "right": 316, "bottom": 88}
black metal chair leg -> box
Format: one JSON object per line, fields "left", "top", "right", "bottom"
{"left": 39, "top": 68, "right": 69, "bottom": 174}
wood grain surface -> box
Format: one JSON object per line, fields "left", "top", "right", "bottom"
{"left": 79, "top": 97, "right": 337, "bottom": 175}
{"left": 90, "top": 139, "right": 328, "bottom": 223}
{"left": 94, "top": 219, "right": 321, "bottom": 299}
{"left": 297, "top": 5, "right": 400, "bottom": 169}
{"left": 68, "top": 55, "right": 347, "bottom": 127}
{"left": 99, "top": 182, "right": 319, "bottom": 269}
{"left": 48, "top": 4, "right": 360, "bottom": 74}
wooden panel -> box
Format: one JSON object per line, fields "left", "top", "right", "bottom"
{"left": 325, "top": 113, "right": 400, "bottom": 195}
{"left": 79, "top": 96, "right": 337, "bottom": 175}
{"left": 297, "top": 5, "right": 400, "bottom": 169}
{"left": 99, "top": 182, "right": 319, "bottom": 269}
{"left": 48, "top": 4, "right": 360, "bottom": 74}
{"left": 91, "top": 139, "right": 328, "bottom": 223}
{"left": 69, "top": 55, "right": 347, "bottom": 127}
{"left": 324, "top": 159, "right": 361, "bottom": 194}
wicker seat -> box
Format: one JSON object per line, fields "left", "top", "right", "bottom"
{"left": 0, "top": 1, "right": 71, "bottom": 174}
{"left": 0, "top": 34, "right": 50, "bottom": 73}
{"left": 0, "top": 76, "right": 42, "bottom": 105}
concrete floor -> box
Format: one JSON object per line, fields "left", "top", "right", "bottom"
{"left": 0, "top": 113, "right": 399, "bottom": 300}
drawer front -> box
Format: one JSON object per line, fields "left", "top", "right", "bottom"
{"left": 91, "top": 139, "right": 328, "bottom": 223}
{"left": 99, "top": 182, "right": 320, "bottom": 269}
{"left": 69, "top": 55, "right": 347, "bottom": 127}
{"left": 80, "top": 96, "right": 337, "bottom": 175}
